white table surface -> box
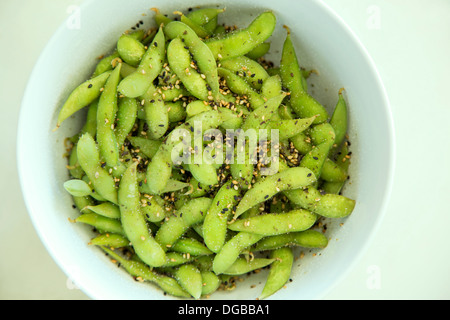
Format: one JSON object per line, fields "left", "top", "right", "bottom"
{"left": 1, "top": 0, "right": 449, "bottom": 300}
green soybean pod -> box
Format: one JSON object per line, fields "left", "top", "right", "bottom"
{"left": 217, "top": 67, "right": 265, "bottom": 109}
{"left": 164, "top": 20, "right": 220, "bottom": 101}
{"left": 167, "top": 37, "right": 209, "bottom": 101}
{"left": 187, "top": 176, "right": 212, "bottom": 198}
{"left": 118, "top": 162, "right": 166, "bottom": 267}
{"left": 299, "top": 123, "right": 335, "bottom": 180}
{"left": 120, "top": 62, "right": 137, "bottom": 78}
{"left": 186, "top": 100, "right": 212, "bottom": 119}
{"left": 175, "top": 264, "right": 203, "bottom": 299}
{"left": 246, "top": 42, "right": 271, "bottom": 60}
{"left": 69, "top": 98, "right": 99, "bottom": 144}
{"left": 179, "top": 13, "right": 211, "bottom": 38}
{"left": 186, "top": 8, "right": 225, "bottom": 27}
{"left": 265, "top": 117, "right": 316, "bottom": 140}
{"left": 203, "top": 181, "right": 241, "bottom": 253}
{"left": 234, "top": 167, "right": 316, "bottom": 219}
{"left": 283, "top": 187, "right": 355, "bottom": 218}
{"left": 252, "top": 229, "right": 328, "bottom": 252}
{"left": 228, "top": 209, "right": 318, "bottom": 236}
{"left": 74, "top": 212, "right": 125, "bottom": 236}
{"left": 117, "top": 33, "right": 146, "bottom": 67}
{"left": 329, "top": 88, "right": 348, "bottom": 148}
{"left": 200, "top": 271, "right": 221, "bottom": 296}
{"left": 141, "top": 84, "right": 169, "bottom": 139}
{"left": 88, "top": 233, "right": 130, "bottom": 248}
{"left": 259, "top": 247, "right": 294, "bottom": 300}
{"left": 63, "top": 179, "right": 92, "bottom": 197}
{"left": 162, "top": 252, "right": 194, "bottom": 268}
{"left": 261, "top": 75, "right": 282, "bottom": 99}
{"left": 167, "top": 101, "right": 187, "bottom": 123}
{"left": 140, "top": 195, "right": 166, "bottom": 223}
{"left": 155, "top": 197, "right": 212, "bottom": 250}
{"left": 72, "top": 195, "right": 95, "bottom": 213}
{"left": 223, "top": 257, "right": 275, "bottom": 275}
{"left": 320, "top": 158, "right": 348, "bottom": 183}
{"left": 321, "top": 142, "right": 351, "bottom": 194}
{"left": 56, "top": 71, "right": 111, "bottom": 127}
{"left": 188, "top": 162, "right": 218, "bottom": 186}
{"left": 96, "top": 63, "right": 122, "bottom": 168}
{"left": 212, "top": 24, "right": 226, "bottom": 37}
{"left": 170, "top": 238, "right": 213, "bottom": 256}
{"left": 213, "top": 232, "right": 264, "bottom": 275}
{"left": 229, "top": 144, "right": 253, "bottom": 190}
{"left": 115, "top": 97, "right": 138, "bottom": 147}
{"left": 241, "top": 93, "right": 287, "bottom": 131}
{"left": 275, "top": 158, "right": 354, "bottom": 218}
{"left": 86, "top": 202, "right": 121, "bottom": 219}
{"left": 127, "top": 136, "right": 161, "bottom": 159}
{"left": 77, "top": 133, "right": 118, "bottom": 204}
{"left": 205, "top": 11, "right": 276, "bottom": 60}
{"left": 151, "top": 7, "right": 173, "bottom": 26}
{"left": 101, "top": 247, "right": 190, "bottom": 298}
{"left": 220, "top": 55, "right": 270, "bottom": 90}
{"left": 118, "top": 26, "right": 165, "bottom": 98}
{"left": 280, "top": 27, "right": 328, "bottom": 124}
{"left": 92, "top": 51, "right": 119, "bottom": 78}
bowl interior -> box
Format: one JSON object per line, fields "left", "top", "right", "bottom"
{"left": 18, "top": 0, "right": 394, "bottom": 300}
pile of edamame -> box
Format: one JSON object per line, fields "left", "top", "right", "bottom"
{"left": 58, "top": 7, "right": 355, "bottom": 300}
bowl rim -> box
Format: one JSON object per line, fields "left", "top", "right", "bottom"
{"left": 17, "top": 0, "right": 395, "bottom": 300}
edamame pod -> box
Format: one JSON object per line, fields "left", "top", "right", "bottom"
{"left": 167, "top": 37, "right": 209, "bottom": 101}
{"left": 171, "top": 238, "right": 213, "bottom": 256}
{"left": 175, "top": 264, "right": 203, "bottom": 299}
{"left": 212, "top": 232, "right": 264, "bottom": 275}
{"left": 203, "top": 181, "right": 241, "bottom": 253}
{"left": 280, "top": 27, "right": 328, "bottom": 123}
{"left": 75, "top": 212, "right": 125, "bottom": 236}
{"left": 200, "top": 271, "right": 221, "bottom": 296}
{"left": 118, "top": 27, "right": 165, "bottom": 98}
{"left": 57, "top": 71, "right": 111, "bottom": 127}
{"left": 89, "top": 233, "right": 129, "bottom": 248}
{"left": 119, "top": 162, "right": 166, "bottom": 267}
{"left": 259, "top": 247, "right": 294, "bottom": 299}
{"left": 246, "top": 42, "right": 271, "bottom": 60}
{"left": 234, "top": 167, "right": 316, "bottom": 219}
{"left": 252, "top": 229, "right": 328, "bottom": 252}
{"left": 164, "top": 21, "right": 220, "bottom": 101}
{"left": 220, "top": 55, "right": 270, "bottom": 90}
{"left": 115, "top": 97, "right": 138, "bottom": 147}
{"left": 63, "top": 179, "right": 92, "bottom": 197}
{"left": 241, "top": 93, "right": 287, "bottom": 131}
{"left": 101, "top": 247, "right": 190, "bottom": 298}
{"left": 141, "top": 84, "right": 169, "bottom": 139}
{"left": 228, "top": 209, "right": 318, "bottom": 236}
{"left": 86, "top": 202, "right": 121, "bottom": 219}
{"left": 77, "top": 133, "right": 118, "bottom": 204}
{"left": 155, "top": 197, "right": 212, "bottom": 250}
{"left": 127, "top": 136, "right": 161, "bottom": 159}
{"left": 206, "top": 11, "right": 276, "bottom": 60}
{"left": 117, "top": 34, "right": 146, "bottom": 67}
{"left": 96, "top": 63, "right": 122, "bottom": 168}
{"left": 329, "top": 88, "right": 348, "bottom": 148}
{"left": 223, "top": 257, "right": 275, "bottom": 275}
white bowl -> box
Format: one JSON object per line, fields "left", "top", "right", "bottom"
{"left": 17, "top": 0, "right": 395, "bottom": 300}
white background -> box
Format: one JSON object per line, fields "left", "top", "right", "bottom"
{"left": 1, "top": 0, "right": 449, "bottom": 299}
